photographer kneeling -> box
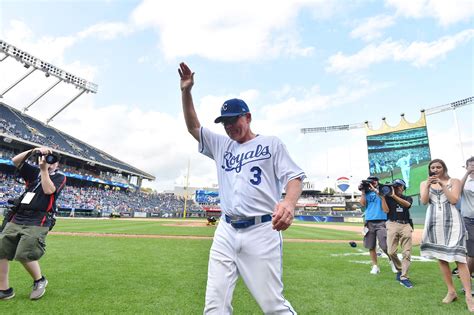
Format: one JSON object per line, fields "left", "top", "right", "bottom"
{"left": 380, "top": 179, "right": 414, "bottom": 289}
{"left": 0, "top": 147, "right": 66, "bottom": 300}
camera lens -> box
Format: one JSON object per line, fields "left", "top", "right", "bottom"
{"left": 45, "top": 154, "right": 58, "bottom": 164}
{"left": 380, "top": 185, "right": 391, "bottom": 196}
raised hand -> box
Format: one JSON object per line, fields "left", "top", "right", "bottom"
{"left": 178, "top": 62, "right": 194, "bottom": 92}
{"left": 37, "top": 147, "right": 52, "bottom": 171}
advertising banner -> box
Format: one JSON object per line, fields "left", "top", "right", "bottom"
{"left": 195, "top": 190, "right": 220, "bottom": 204}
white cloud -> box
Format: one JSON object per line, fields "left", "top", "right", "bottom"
{"left": 351, "top": 15, "right": 396, "bottom": 42}
{"left": 77, "top": 22, "right": 132, "bottom": 40}
{"left": 2, "top": 20, "right": 78, "bottom": 65}
{"left": 130, "top": 0, "right": 333, "bottom": 61}
{"left": 386, "top": 0, "right": 474, "bottom": 26}
{"left": 327, "top": 29, "right": 474, "bottom": 73}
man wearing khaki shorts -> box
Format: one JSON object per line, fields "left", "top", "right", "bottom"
{"left": 0, "top": 147, "right": 66, "bottom": 300}
{"left": 381, "top": 179, "right": 413, "bottom": 288}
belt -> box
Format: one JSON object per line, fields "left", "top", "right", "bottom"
{"left": 224, "top": 214, "right": 272, "bottom": 229}
{"left": 390, "top": 219, "right": 409, "bottom": 224}
{"left": 367, "top": 220, "right": 385, "bottom": 223}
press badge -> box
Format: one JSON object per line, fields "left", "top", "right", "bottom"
{"left": 21, "top": 192, "right": 36, "bottom": 204}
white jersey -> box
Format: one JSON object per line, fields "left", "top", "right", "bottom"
{"left": 199, "top": 127, "right": 305, "bottom": 217}
{"left": 461, "top": 177, "right": 474, "bottom": 218}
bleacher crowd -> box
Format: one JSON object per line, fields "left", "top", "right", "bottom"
{"left": 0, "top": 173, "right": 202, "bottom": 215}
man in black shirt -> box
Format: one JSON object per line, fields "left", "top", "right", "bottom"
{"left": 381, "top": 178, "right": 414, "bottom": 289}
{"left": 0, "top": 147, "right": 66, "bottom": 300}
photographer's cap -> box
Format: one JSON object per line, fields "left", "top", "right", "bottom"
{"left": 367, "top": 176, "right": 379, "bottom": 181}
{"left": 392, "top": 179, "right": 406, "bottom": 189}
{"left": 214, "top": 98, "right": 250, "bottom": 123}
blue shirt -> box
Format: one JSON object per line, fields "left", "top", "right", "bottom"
{"left": 364, "top": 190, "right": 387, "bottom": 221}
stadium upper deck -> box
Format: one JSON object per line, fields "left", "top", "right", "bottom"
{"left": 0, "top": 101, "right": 154, "bottom": 182}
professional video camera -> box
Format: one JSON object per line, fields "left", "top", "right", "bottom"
{"left": 379, "top": 184, "right": 394, "bottom": 197}
{"left": 358, "top": 176, "right": 380, "bottom": 192}
{"left": 358, "top": 180, "right": 373, "bottom": 191}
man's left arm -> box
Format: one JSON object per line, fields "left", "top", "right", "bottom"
{"left": 272, "top": 178, "right": 302, "bottom": 231}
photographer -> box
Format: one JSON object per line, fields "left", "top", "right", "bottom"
{"left": 380, "top": 179, "right": 414, "bottom": 288}
{"left": 359, "top": 176, "right": 390, "bottom": 275}
{"left": 0, "top": 147, "right": 66, "bottom": 300}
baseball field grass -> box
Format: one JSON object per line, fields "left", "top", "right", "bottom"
{"left": 0, "top": 218, "right": 471, "bottom": 314}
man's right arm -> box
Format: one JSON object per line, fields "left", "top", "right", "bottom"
{"left": 359, "top": 191, "right": 367, "bottom": 207}
{"left": 12, "top": 148, "right": 37, "bottom": 168}
{"left": 179, "top": 62, "right": 201, "bottom": 142}
{"left": 461, "top": 164, "right": 473, "bottom": 188}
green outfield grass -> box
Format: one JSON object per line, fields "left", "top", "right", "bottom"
{"left": 0, "top": 218, "right": 470, "bottom": 314}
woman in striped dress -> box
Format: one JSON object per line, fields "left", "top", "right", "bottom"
{"left": 420, "top": 159, "right": 473, "bottom": 312}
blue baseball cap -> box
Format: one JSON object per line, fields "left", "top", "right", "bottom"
{"left": 214, "top": 98, "right": 250, "bottom": 123}
{"left": 392, "top": 179, "right": 406, "bottom": 189}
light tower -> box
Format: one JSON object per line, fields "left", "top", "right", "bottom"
{"left": 0, "top": 39, "right": 98, "bottom": 123}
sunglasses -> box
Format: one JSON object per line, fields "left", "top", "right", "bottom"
{"left": 220, "top": 113, "right": 246, "bottom": 125}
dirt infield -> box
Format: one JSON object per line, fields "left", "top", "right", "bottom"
{"left": 51, "top": 220, "right": 423, "bottom": 244}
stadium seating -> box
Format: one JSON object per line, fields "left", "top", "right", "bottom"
{"left": 1, "top": 102, "right": 150, "bottom": 176}
{"left": 0, "top": 172, "right": 203, "bottom": 217}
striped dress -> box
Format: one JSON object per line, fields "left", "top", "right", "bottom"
{"left": 420, "top": 180, "right": 467, "bottom": 262}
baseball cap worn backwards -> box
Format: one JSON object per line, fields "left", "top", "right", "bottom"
{"left": 214, "top": 98, "right": 250, "bottom": 123}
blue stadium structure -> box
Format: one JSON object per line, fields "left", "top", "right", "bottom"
{"left": 0, "top": 101, "right": 209, "bottom": 218}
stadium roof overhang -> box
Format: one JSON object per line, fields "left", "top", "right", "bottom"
{"left": 0, "top": 132, "right": 155, "bottom": 181}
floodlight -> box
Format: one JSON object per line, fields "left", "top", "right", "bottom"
{"left": 0, "top": 39, "right": 99, "bottom": 121}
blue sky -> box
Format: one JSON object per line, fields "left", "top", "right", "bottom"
{"left": 0, "top": 0, "right": 473, "bottom": 192}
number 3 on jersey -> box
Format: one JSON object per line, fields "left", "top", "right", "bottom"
{"left": 250, "top": 166, "right": 262, "bottom": 185}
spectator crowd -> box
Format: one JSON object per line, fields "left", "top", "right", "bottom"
{"left": 0, "top": 172, "right": 202, "bottom": 215}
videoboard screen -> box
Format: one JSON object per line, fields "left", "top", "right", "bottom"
{"left": 366, "top": 126, "right": 431, "bottom": 196}
{"left": 195, "top": 190, "right": 220, "bottom": 204}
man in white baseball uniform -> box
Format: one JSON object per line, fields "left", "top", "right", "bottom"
{"left": 179, "top": 62, "right": 305, "bottom": 314}
{"left": 396, "top": 153, "right": 411, "bottom": 189}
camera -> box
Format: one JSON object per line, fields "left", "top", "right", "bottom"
{"left": 34, "top": 152, "right": 59, "bottom": 164}
{"left": 358, "top": 180, "right": 373, "bottom": 191}
{"left": 429, "top": 171, "right": 436, "bottom": 176}
{"left": 7, "top": 197, "right": 22, "bottom": 209}
{"left": 379, "top": 184, "right": 393, "bottom": 196}
{"left": 2, "top": 197, "right": 22, "bottom": 232}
